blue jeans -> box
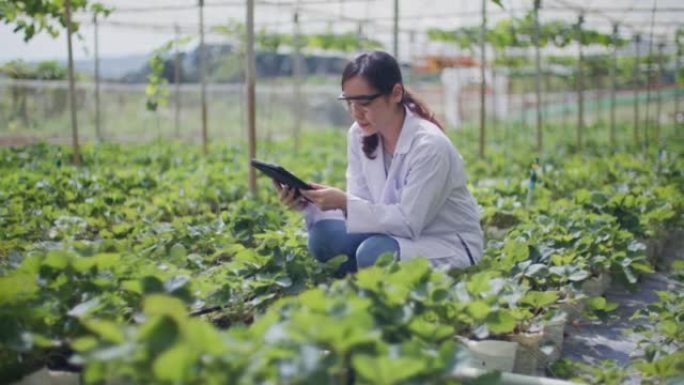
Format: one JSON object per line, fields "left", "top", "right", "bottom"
{"left": 308, "top": 219, "right": 400, "bottom": 275}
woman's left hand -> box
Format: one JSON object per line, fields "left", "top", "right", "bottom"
{"left": 301, "top": 183, "right": 348, "bottom": 212}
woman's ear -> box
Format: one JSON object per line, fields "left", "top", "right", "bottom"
{"left": 391, "top": 83, "right": 404, "bottom": 104}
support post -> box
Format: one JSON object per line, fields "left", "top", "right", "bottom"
{"left": 65, "top": 0, "right": 81, "bottom": 165}
{"left": 199, "top": 0, "right": 208, "bottom": 153}
{"left": 479, "top": 0, "right": 487, "bottom": 158}
{"left": 246, "top": 0, "right": 257, "bottom": 195}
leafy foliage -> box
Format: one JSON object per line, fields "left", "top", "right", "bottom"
{"left": 0, "top": 126, "right": 681, "bottom": 383}
{"left": 0, "top": 0, "right": 111, "bottom": 41}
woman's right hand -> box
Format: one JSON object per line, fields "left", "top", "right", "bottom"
{"left": 273, "top": 180, "right": 308, "bottom": 210}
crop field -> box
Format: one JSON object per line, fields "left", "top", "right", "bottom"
{"left": 1, "top": 122, "right": 682, "bottom": 385}
{"left": 2, "top": 0, "right": 684, "bottom": 383}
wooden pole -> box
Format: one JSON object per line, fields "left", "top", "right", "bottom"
{"left": 533, "top": 0, "right": 543, "bottom": 153}
{"left": 656, "top": 41, "right": 665, "bottom": 143}
{"left": 292, "top": 10, "right": 303, "bottom": 153}
{"left": 174, "top": 24, "right": 182, "bottom": 139}
{"left": 94, "top": 12, "right": 102, "bottom": 143}
{"left": 676, "top": 35, "right": 682, "bottom": 128}
{"left": 479, "top": 0, "right": 487, "bottom": 159}
{"left": 65, "top": 0, "right": 81, "bottom": 165}
{"left": 199, "top": 0, "right": 208, "bottom": 154}
{"left": 609, "top": 23, "right": 618, "bottom": 147}
{"left": 393, "top": 0, "right": 399, "bottom": 58}
{"left": 246, "top": 0, "right": 257, "bottom": 195}
{"left": 633, "top": 33, "right": 641, "bottom": 146}
{"left": 576, "top": 14, "right": 584, "bottom": 151}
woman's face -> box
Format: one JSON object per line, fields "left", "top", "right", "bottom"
{"left": 341, "top": 76, "right": 402, "bottom": 136}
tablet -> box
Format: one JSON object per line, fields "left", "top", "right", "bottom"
{"left": 250, "top": 159, "right": 313, "bottom": 191}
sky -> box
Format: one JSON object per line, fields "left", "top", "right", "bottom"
{"left": 1, "top": 0, "right": 681, "bottom": 63}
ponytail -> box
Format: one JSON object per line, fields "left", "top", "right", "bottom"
{"left": 402, "top": 88, "right": 443, "bottom": 131}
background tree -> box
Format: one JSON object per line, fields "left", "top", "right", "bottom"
{"left": 0, "top": 0, "right": 111, "bottom": 164}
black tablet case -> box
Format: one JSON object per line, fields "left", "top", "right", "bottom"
{"left": 250, "top": 159, "right": 313, "bottom": 191}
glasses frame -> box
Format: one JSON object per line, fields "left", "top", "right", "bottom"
{"left": 337, "top": 92, "right": 384, "bottom": 110}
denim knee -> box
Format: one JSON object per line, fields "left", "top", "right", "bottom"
{"left": 355, "top": 235, "right": 399, "bottom": 269}
{"left": 307, "top": 220, "right": 348, "bottom": 263}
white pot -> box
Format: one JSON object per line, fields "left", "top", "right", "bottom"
{"left": 10, "top": 368, "right": 80, "bottom": 385}
{"left": 581, "top": 272, "right": 612, "bottom": 297}
{"left": 463, "top": 339, "right": 518, "bottom": 373}
{"left": 537, "top": 316, "right": 567, "bottom": 370}
{"left": 509, "top": 331, "right": 543, "bottom": 376}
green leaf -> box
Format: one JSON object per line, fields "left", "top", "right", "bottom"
{"left": 153, "top": 344, "right": 191, "bottom": 382}
{"left": 467, "top": 300, "right": 491, "bottom": 320}
{"left": 521, "top": 291, "right": 559, "bottom": 309}
{"left": 524, "top": 263, "right": 549, "bottom": 277}
{"left": 184, "top": 318, "right": 226, "bottom": 355}
{"left": 486, "top": 310, "right": 516, "bottom": 335}
{"left": 568, "top": 269, "right": 590, "bottom": 282}
{"left": 143, "top": 294, "right": 187, "bottom": 322}
{"left": 352, "top": 354, "right": 426, "bottom": 385}
{"left": 356, "top": 267, "right": 383, "bottom": 291}
{"left": 82, "top": 319, "right": 125, "bottom": 344}
{"left": 43, "top": 251, "right": 70, "bottom": 269}
{"left": 71, "top": 336, "right": 99, "bottom": 352}
{"left": 467, "top": 272, "right": 492, "bottom": 295}
{"left": 298, "top": 289, "right": 329, "bottom": 312}
{"left": 408, "top": 317, "right": 455, "bottom": 341}
{"left": 274, "top": 276, "right": 293, "bottom": 288}
{"left": 586, "top": 297, "right": 609, "bottom": 310}
{"left": 0, "top": 274, "right": 38, "bottom": 304}
{"left": 169, "top": 243, "right": 187, "bottom": 262}
{"left": 68, "top": 298, "right": 101, "bottom": 318}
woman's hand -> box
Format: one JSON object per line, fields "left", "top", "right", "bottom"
{"left": 301, "top": 183, "right": 348, "bottom": 212}
{"left": 273, "top": 180, "right": 308, "bottom": 210}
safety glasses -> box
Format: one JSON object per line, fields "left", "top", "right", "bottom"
{"left": 337, "top": 92, "right": 384, "bottom": 111}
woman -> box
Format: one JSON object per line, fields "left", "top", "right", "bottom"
{"left": 275, "top": 50, "right": 482, "bottom": 275}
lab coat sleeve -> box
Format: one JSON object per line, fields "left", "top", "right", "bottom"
{"left": 346, "top": 127, "right": 372, "bottom": 200}
{"left": 346, "top": 140, "right": 453, "bottom": 239}
{"left": 301, "top": 127, "right": 365, "bottom": 229}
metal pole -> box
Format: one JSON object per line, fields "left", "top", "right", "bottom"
{"left": 633, "top": 33, "right": 641, "bottom": 146}
{"left": 246, "top": 0, "right": 257, "bottom": 195}
{"left": 533, "top": 0, "right": 543, "bottom": 153}
{"left": 94, "top": 12, "right": 102, "bottom": 143}
{"left": 479, "top": 0, "right": 486, "bottom": 159}
{"left": 65, "top": 0, "right": 81, "bottom": 165}
{"left": 644, "top": 35, "right": 656, "bottom": 148}
{"left": 677, "top": 35, "right": 682, "bottom": 128}
{"left": 199, "top": 0, "right": 208, "bottom": 154}
{"left": 292, "top": 10, "right": 303, "bottom": 153}
{"left": 393, "top": 0, "right": 399, "bottom": 58}
{"left": 656, "top": 41, "right": 665, "bottom": 143}
{"left": 174, "top": 24, "right": 182, "bottom": 139}
{"left": 610, "top": 23, "right": 618, "bottom": 147}
{"left": 576, "top": 14, "right": 584, "bottom": 151}
{"left": 491, "top": 63, "right": 498, "bottom": 143}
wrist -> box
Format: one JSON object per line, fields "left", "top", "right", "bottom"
{"left": 339, "top": 191, "right": 348, "bottom": 212}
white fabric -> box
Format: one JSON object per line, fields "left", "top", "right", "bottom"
{"left": 304, "top": 107, "right": 483, "bottom": 267}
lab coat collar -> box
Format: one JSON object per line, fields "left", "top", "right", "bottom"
{"left": 394, "top": 105, "right": 418, "bottom": 155}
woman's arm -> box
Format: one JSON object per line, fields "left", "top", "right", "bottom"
{"left": 346, "top": 139, "right": 455, "bottom": 239}
{"left": 346, "top": 126, "right": 372, "bottom": 200}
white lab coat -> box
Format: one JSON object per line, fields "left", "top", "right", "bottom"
{"left": 305, "top": 107, "right": 483, "bottom": 268}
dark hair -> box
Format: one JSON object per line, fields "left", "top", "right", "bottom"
{"left": 341, "top": 50, "right": 443, "bottom": 159}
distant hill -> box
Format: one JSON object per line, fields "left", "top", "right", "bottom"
{"left": 118, "top": 43, "right": 349, "bottom": 84}
{"left": 35, "top": 44, "right": 349, "bottom": 83}
{"left": 73, "top": 53, "right": 150, "bottom": 80}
